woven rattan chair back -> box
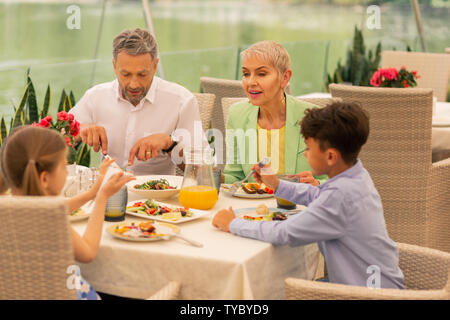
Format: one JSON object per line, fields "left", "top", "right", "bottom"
{"left": 330, "top": 84, "right": 433, "bottom": 247}
{"left": 285, "top": 242, "right": 450, "bottom": 300}
{"left": 381, "top": 50, "right": 450, "bottom": 102}
{"left": 0, "top": 196, "right": 76, "bottom": 299}
{"left": 193, "top": 93, "right": 215, "bottom": 131}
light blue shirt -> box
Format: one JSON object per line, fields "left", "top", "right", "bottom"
{"left": 229, "top": 160, "right": 405, "bottom": 289}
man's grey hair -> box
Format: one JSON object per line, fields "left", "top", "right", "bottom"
{"left": 113, "top": 28, "right": 158, "bottom": 61}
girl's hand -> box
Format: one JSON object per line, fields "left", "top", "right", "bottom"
{"left": 251, "top": 164, "right": 279, "bottom": 191}
{"left": 99, "top": 171, "right": 136, "bottom": 199}
{"left": 86, "top": 157, "right": 116, "bottom": 199}
{"left": 296, "top": 171, "right": 319, "bottom": 186}
{"left": 98, "top": 157, "right": 116, "bottom": 177}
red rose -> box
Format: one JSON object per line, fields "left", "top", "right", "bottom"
{"left": 64, "top": 136, "right": 73, "bottom": 147}
{"left": 370, "top": 70, "right": 382, "bottom": 87}
{"left": 57, "top": 111, "right": 69, "bottom": 122}
{"left": 67, "top": 113, "right": 74, "bottom": 122}
{"left": 403, "top": 80, "right": 409, "bottom": 88}
{"left": 69, "top": 120, "right": 80, "bottom": 137}
{"left": 39, "top": 119, "right": 50, "bottom": 128}
{"left": 43, "top": 115, "right": 52, "bottom": 123}
{"left": 31, "top": 122, "right": 40, "bottom": 127}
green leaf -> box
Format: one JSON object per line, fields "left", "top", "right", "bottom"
{"left": 75, "top": 143, "right": 91, "bottom": 167}
{"left": 69, "top": 91, "right": 76, "bottom": 111}
{"left": 0, "top": 117, "right": 8, "bottom": 147}
{"left": 58, "top": 89, "right": 67, "bottom": 113}
{"left": 26, "top": 76, "right": 39, "bottom": 124}
{"left": 12, "top": 83, "right": 30, "bottom": 129}
{"left": 41, "top": 84, "right": 51, "bottom": 119}
{"left": 63, "top": 95, "right": 72, "bottom": 112}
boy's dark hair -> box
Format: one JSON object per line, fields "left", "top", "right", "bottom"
{"left": 300, "top": 101, "right": 370, "bottom": 164}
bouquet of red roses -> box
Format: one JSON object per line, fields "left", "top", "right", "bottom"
{"left": 370, "top": 67, "right": 420, "bottom": 88}
{"left": 32, "top": 111, "right": 80, "bottom": 148}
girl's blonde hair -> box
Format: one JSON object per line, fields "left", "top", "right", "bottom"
{"left": 241, "top": 40, "right": 291, "bottom": 75}
{"left": 1, "top": 126, "right": 67, "bottom": 196}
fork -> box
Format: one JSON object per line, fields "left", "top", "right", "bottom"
{"left": 228, "top": 157, "right": 270, "bottom": 194}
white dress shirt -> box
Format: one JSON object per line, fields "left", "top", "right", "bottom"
{"left": 70, "top": 76, "right": 205, "bottom": 175}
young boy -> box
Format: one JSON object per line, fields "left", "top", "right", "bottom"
{"left": 213, "top": 102, "right": 405, "bottom": 289}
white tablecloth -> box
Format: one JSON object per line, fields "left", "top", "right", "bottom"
{"left": 298, "top": 93, "right": 450, "bottom": 155}
{"left": 72, "top": 189, "right": 320, "bottom": 300}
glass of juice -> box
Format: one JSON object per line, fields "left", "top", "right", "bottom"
{"left": 178, "top": 147, "right": 218, "bottom": 210}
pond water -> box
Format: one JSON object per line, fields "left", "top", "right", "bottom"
{"left": 0, "top": 0, "right": 449, "bottom": 121}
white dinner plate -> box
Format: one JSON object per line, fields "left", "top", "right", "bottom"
{"left": 234, "top": 207, "right": 289, "bottom": 220}
{"left": 106, "top": 221, "right": 179, "bottom": 242}
{"left": 127, "top": 175, "right": 183, "bottom": 200}
{"left": 125, "top": 199, "right": 211, "bottom": 224}
{"left": 69, "top": 202, "right": 93, "bottom": 222}
{"left": 220, "top": 184, "right": 274, "bottom": 199}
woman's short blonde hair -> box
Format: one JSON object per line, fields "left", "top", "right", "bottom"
{"left": 241, "top": 40, "right": 291, "bottom": 75}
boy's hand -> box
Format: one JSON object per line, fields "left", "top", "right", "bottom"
{"left": 99, "top": 171, "right": 136, "bottom": 199}
{"left": 212, "top": 207, "right": 235, "bottom": 232}
{"left": 296, "top": 171, "right": 320, "bottom": 186}
{"left": 251, "top": 164, "right": 279, "bottom": 191}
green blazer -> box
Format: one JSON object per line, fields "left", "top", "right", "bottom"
{"left": 223, "top": 95, "right": 328, "bottom": 184}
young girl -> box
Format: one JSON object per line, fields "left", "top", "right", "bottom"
{"left": 0, "top": 126, "right": 136, "bottom": 299}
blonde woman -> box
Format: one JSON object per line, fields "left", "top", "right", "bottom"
{"left": 224, "top": 40, "right": 327, "bottom": 185}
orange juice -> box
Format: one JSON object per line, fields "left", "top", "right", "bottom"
{"left": 178, "top": 185, "right": 218, "bottom": 210}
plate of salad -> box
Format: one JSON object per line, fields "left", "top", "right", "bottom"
{"left": 68, "top": 202, "right": 93, "bottom": 222}
{"left": 126, "top": 199, "right": 211, "bottom": 224}
{"left": 234, "top": 204, "right": 292, "bottom": 221}
{"left": 127, "top": 175, "right": 183, "bottom": 200}
{"left": 106, "top": 221, "right": 180, "bottom": 242}
{"left": 221, "top": 182, "right": 275, "bottom": 199}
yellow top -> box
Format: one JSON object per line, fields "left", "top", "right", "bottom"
{"left": 257, "top": 124, "right": 286, "bottom": 175}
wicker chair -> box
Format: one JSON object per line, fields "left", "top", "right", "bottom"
{"left": 0, "top": 196, "right": 77, "bottom": 300}
{"left": 381, "top": 50, "right": 450, "bottom": 102}
{"left": 330, "top": 84, "right": 450, "bottom": 253}
{"left": 193, "top": 93, "right": 215, "bottom": 131}
{"left": 173, "top": 93, "right": 215, "bottom": 176}
{"left": 285, "top": 243, "right": 450, "bottom": 300}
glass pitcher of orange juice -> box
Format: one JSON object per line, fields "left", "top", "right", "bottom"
{"left": 178, "top": 147, "right": 218, "bottom": 210}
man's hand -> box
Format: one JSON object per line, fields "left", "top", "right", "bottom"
{"left": 296, "top": 171, "right": 320, "bottom": 186}
{"left": 212, "top": 207, "right": 235, "bottom": 232}
{"left": 128, "top": 133, "right": 172, "bottom": 166}
{"left": 80, "top": 124, "right": 108, "bottom": 155}
{"left": 252, "top": 164, "right": 280, "bottom": 191}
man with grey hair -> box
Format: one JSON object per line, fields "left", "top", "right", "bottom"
{"left": 70, "top": 28, "right": 203, "bottom": 175}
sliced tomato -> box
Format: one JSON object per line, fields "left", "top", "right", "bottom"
{"left": 145, "top": 208, "right": 157, "bottom": 215}
{"left": 133, "top": 202, "right": 144, "bottom": 207}
{"left": 162, "top": 206, "right": 172, "bottom": 212}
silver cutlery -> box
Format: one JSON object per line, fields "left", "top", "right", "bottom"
{"left": 157, "top": 225, "right": 203, "bottom": 248}
{"left": 228, "top": 157, "right": 270, "bottom": 195}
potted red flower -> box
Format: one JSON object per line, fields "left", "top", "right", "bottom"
{"left": 31, "top": 111, "right": 81, "bottom": 161}
{"left": 370, "top": 66, "right": 420, "bottom": 88}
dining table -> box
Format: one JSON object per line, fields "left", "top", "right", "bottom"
{"left": 71, "top": 183, "right": 321, "bottom": 300}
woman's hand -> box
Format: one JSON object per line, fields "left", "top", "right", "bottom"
{"left": 212, "top": 207, "right": 236, "bottom": 232}
{"left": 296, "top": 171, "right": 320, "bottom": 186}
